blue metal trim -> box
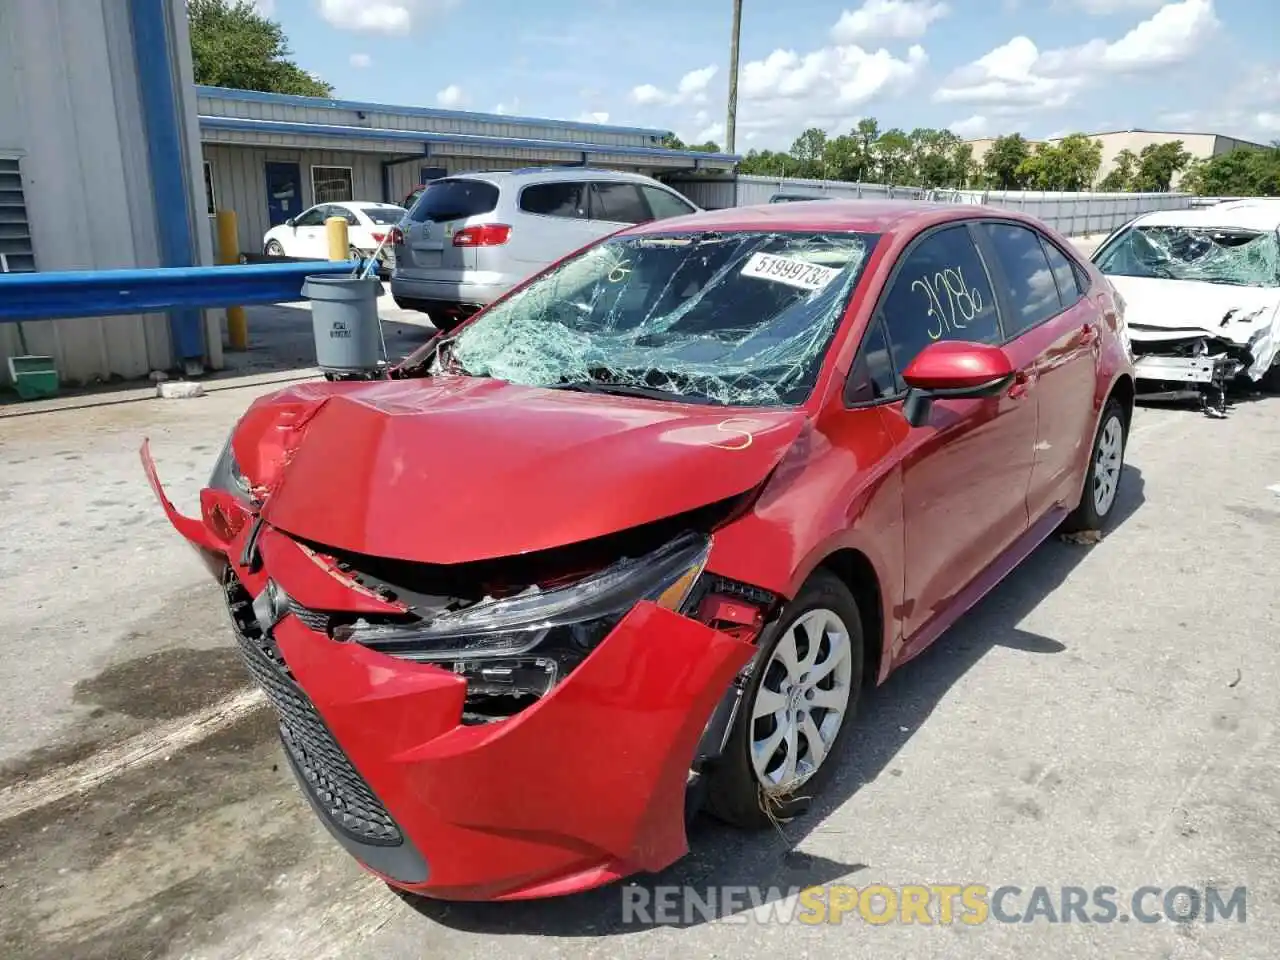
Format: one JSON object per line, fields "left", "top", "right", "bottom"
{"left": 196, "top": 84, "right": 672, "bottom": 139}
{"left": 199, "top": 116, "right": 743, "bottom": 164}
{"left": 0, "top": 261, "right": 359, "bottom": 324}
{"left": 129, "top": 0, "right": 205, "bottom": 362}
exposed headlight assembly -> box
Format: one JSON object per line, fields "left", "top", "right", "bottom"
{"left": 208, "top": 432, "right": 251, "bottom": 500}
{"left": 333, "top": 532, "right": 712, "bottom": 697}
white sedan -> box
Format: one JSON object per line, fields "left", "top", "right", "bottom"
{"left": 263, "top": 201, "right": 407, "bottom": 265}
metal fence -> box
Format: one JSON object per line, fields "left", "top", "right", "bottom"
{"left": 667, "top": 175, "right": 1195, "bottom": 237}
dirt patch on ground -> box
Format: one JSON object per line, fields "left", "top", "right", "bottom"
{"left": 0, "top": 707, "right": 345, "bottom": 960}
{"left": 73, "top": 646, "right": 249, "bottom": 722}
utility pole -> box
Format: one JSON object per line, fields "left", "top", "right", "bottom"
{"left": 726, "top": 0, "right": 742, "bottom": 154}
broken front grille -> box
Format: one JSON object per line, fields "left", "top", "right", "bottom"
{"left": 223, "top": 570, "right": 403, "bottom": 847}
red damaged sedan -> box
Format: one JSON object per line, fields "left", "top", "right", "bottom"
{"left": 142, "top": 200, "right": 1134, "bottom": 902}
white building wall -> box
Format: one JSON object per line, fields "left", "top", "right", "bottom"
{"left": 0, "top": 0, "right": 214, "bottom": 386}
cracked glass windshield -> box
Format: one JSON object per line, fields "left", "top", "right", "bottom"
{"left": 1096, "top": 225, "right": 1280, "bottom": 287}
{"left": 441, "top": 230, "right": 880, "bottom": 406}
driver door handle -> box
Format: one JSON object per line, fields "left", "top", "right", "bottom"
{"left": 1080, "top": 323, "right": 1098, "bottom": 344}
{"left": 1008, "top": 369, "right": 1036, "bottom": 399}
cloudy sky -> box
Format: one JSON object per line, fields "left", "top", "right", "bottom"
{"left": 252, "top": 0, "right": 1280, "bottom": 150}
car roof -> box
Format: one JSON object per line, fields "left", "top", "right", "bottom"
{"left": 1129, "top": 205, "right": 1280, "bottom": 232}
{"left": 617, "top": 199, "right": 1030, "bottom": 237}
{"left": 442, "top": 167, "right": 666, "bottom": 187}
{"left": 343, "top": 201, "right": 406, "bottom": 211}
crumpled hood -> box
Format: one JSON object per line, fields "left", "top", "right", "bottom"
{"left": 232, "top": 376, "right": 807, "bottom": 564}
{"left": 1108, "top": 276, "right": 1280, "bottom": 379}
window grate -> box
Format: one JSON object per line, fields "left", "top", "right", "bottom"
{"left": 311, "top": 165, "right": 354, "bottom": 205}
{"left": 0, "top": 158, "right": 35, "bottom": 273}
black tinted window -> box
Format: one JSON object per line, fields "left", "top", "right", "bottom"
{"left": 846, "top": 315, "right": 900, "bottom": 404}
{"left": 641, "top": 185, "right": 696, "bottom": 220}
{"left": 881, "top": 225, "right": 1000, "bottom": 371}
{"left": 364, "top": 206, "right": 407, "bottom": 225}
{"left": 519, "top": 182, "right": 587, "bottom": 218}
{"left": 1041, "top": 238, "right": 1083, "bottom": 306}
{"left": 409, "top": 178, "right": 499, "bottom": 223}
{"left": 978, "top": 222, "right": 1063, "bottom": 335}
{"left": 293, "top": 206, "right": 327, "bottom": 227}
{"left": 590, "top": 182, "right": 651, "bottom": 224}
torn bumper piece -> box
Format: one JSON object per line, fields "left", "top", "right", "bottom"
{"left": 142, "top": 444, "right": 757, "bottom": 901}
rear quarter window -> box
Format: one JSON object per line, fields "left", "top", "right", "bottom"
{"left": 409, "top": 179, "right": 500, "bottom": 223}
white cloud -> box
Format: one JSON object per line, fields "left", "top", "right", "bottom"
{"left": 251, "top": 0, "right": 276, "bottom": 16}
{"left": 695, "top": 121, "right": 726, "bottom": 143}
{"left": 316, "top": 0, "right": 458, "bottom": 33}
{"left": 831, "top": 0, "right": 950, "bottom": 43}
{"left": 630, "top": 66, "right": 718, "bottom": 107}
{"left": 348, "top": 53, "right": 372, "bottom": 68}
{"left": 1068, "top": 0, "right": 1164, "bottom": 12}
{"left": 436, "top": 84, "right": 469, "bottom": 108}
{"left": 576, "top": 111, "right": 611, "bottom": 124}
{"left": 949, "top": 115, "right": 990, "bottom": 138}
{"left": 1255, "top": 112, "right": 1280, "bottom": 134}
{"left": 935, "top": 0, "right": 1218, "bottom": 110}
{"left": 492, "top": 98, "right": 520, "bottom": 115}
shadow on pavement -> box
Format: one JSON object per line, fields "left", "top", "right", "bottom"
{"left": 402, "top": 465, "right": 1147, "bottom": 935}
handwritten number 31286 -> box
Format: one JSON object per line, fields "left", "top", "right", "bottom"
{"left": 912, "top": 267, "right": 983, "bottom": 341}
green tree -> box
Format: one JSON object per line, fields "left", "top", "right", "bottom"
{"left": 1098, "top": 148, "right": 1139, "bottom": 191}
{"left": 1132, "top": 141, "right": 1192, "bottom": 192}
{"left": 1181, "top": 143, "right": 1280, "bottom": 196}
{"left": 1054, "top": 133, "right": 1103, "bottom": 190}
{"left": 982, "top": 134, "right": 1032, "bottom": 189}
{"left": 188, "top": 0, "right": 331, "bottom": 96}
{"left": 821, "top": 134, "right": 861, "bottom": 181}
{"left": 852, "top": 118, "right": 881, "bottom": 181}
{"left": 789, "top": 128, "right": 829, "bottom": 178}
{"left": 951, "top": 142, "right": 976, "bottom": 188}
{"left": 874, "top": 128, "right": 913, "bottom": 184}
{"left": 738, "top": 149, "right": 796, "bottom": 177}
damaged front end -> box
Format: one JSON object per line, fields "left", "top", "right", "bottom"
{"left": 1095, "top": 219, "right": 1280, "bottom": 417}
{"left": 140, "top": 431, "right": 785, "bottom": 900}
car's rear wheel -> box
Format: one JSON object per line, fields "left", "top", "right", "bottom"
{"left": 1062, "top": 397, "right": 1127, "bottom": 533}
{"left": 264, "top": 239, "right": 284, "bottom": 257}
{"left": 706, "top": 569, "right": 864, "bottom": 828}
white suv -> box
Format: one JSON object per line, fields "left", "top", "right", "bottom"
{"left": 389, "top": 168, "right": 702, "bottom": 331}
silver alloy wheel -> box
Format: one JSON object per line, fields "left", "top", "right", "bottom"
{"left": 749, "top": 607, "right": 854, "bottom": 791}
{"left": 1093, "top": 413, "right": 1124, "bottom": 517}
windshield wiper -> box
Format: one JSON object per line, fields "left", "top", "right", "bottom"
{"left": 548, "top": 379, "right": 720, "bottom": 405}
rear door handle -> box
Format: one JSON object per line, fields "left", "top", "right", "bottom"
{"left": 1080, "top": 323, "right": 1098, "bottom": 344}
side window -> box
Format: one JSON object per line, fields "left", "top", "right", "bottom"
{"left": 332, "top": 205, "right": 359, "bottom": 226}
{"left": 641, "top": 185, "right": 696, "bottom": 220}
{"left": 293, "top": 206, "right": 327, "bottom": 227}
{"left": 589, "top": 182, "right": 652, "bottom": 224}
{"left": 845, "top": 314, "right": 901, "bottom": 405}
{"left": 976, "top": 222, "right": 1063, "bottom": 336}
{"left": 1040, "top": 237, "right": 1084, "bottom": 308}
{"left": 880, "top": 225, "right": 1000, "bottom": 373}
{"left": 519, "top": 182, "right": 588, "bottom": 219}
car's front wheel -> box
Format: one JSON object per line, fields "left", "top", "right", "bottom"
{"left": 706, "top": 569, "right": 864, "bottom": 828}
{"left": 264, "top": 239, "right": 284, "bottom": 257}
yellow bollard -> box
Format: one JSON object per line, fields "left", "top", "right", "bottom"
{"left": 326, "top": 216, "right": 350, "bottom": 262}
{"left": 215, "top": 209, "right": 248, "bottom": 351}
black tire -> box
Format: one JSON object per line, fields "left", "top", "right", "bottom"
{"left": 1062, "top": 397, "right": 1127, "bottom": 533}
{"left": 705, "top": 569, "right": 865, "bottom": 829}
{"left": 1260, "top": 362, "right": 1280, "bottom": 395}
{"left": 264, "top": 240, "right": 284, "bottom": 256}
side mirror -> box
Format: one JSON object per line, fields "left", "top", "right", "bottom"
{"left": 285, "top": 218, "right": 295, "bottom": 228}
{"left": 900, "top": 340, "right": 1016, "bottom": 428}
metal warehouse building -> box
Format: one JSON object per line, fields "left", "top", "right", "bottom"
{"left": 0, "top": 0, "right": 738, "bottom": 387}
{"left": 198, "top": 86, "right": 739, "bottom": 258}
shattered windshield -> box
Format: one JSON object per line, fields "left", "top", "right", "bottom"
{"left": 1095, "top": 225, "right": 1280, "bottom": 287}
{"left": 443, "top": 230, "right": 879, "bottom": 406}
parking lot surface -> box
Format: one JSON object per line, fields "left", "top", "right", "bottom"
{"left": 1, "top": 376, "right": 1277, "bottom": 959}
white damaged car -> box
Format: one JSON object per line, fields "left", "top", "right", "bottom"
{"left": 1091, "top": 205, "right": 1280, "bottom": 415}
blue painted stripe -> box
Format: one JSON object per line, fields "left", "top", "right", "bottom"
{"left": 196, "top": 84, "right": 672, "bottom": 139}
{"left": 199, "top": 116, "right": 742, "bottom": 164}
{"left": 129, "top": 0, "right": 205, "bottom": 362}
{"left": 0, "top": 261, "right": 359, "bottom": 324}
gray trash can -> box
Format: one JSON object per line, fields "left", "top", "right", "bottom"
{"left": 302, "top": 274, "right": 383, "bottom": 377}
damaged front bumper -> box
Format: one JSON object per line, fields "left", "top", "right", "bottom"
{"left": 141, "top": 442, "right": 758, "bottom": 901}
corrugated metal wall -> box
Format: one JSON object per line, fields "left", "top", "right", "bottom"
{"left": 0, "top": 0, "right": 210, "bottom": 387}
{"left": 667, "top": 175, "right": 1195, "bottom": 237}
